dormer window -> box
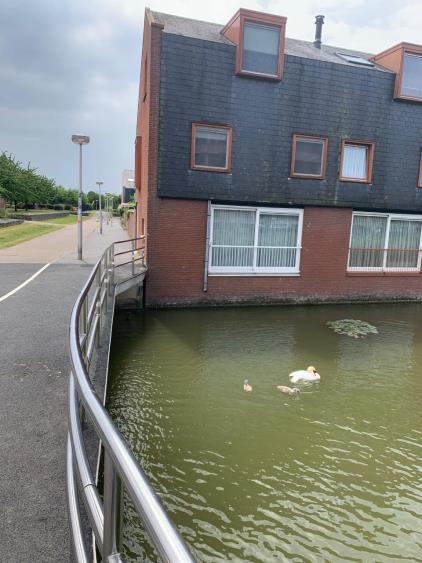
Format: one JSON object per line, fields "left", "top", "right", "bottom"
{"left": 242, "top": 22, "right": 280, "bottom": 76}
{"left": 372, "top": 43, "right": 422, "bottom": 102}
{"left": 401, "top": 52, "right": 422, "bottom": 99}
{"left": 222, "top": 9, "right": 287, "bottom": 80}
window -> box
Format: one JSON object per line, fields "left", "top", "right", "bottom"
{"left": 209, "top": 206, "right": 303, "bottom": 274}
{"left": 191, "top": 124, "right": 232, "bottom": 172}
{"left": 337, "top": 53, "right": 374, "bottom": 67}
{"left": 340, "top": 140, "right": 374, "bottom": 183}
{"left": 291, "top": 134, "right": 328, "bottom": 178}
{"left": 348, "top": 213, "right": 422, "bottom": 272}
{"left": 401, "top": 52, "right": 422, "bottom": 100}
{"left": 242, "top": 22, "right": 280, "bottom": 76}
{"left": 419, "top": 151, "right": 422, "bottom": 188}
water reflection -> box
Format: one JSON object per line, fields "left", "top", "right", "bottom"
{"left": 107, "top": 304, "right": 422, "bottom": 562}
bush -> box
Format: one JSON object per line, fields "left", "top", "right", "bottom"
{"left": 64, "top": 204, "right": 72, "bottom": 210}
{"left": 53, "top": 203, "right": 65, "bottom": 210}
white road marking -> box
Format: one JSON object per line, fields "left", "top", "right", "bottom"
{"left": 0, "top": 263, "right": 51, "bottom": 303}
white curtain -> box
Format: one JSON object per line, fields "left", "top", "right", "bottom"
{"left": 211, "top": 209, "right": 255, "bottom": 267}
{"left": 257, "top": 214, "right": 298, "bottom": 267}
{"left": 387, "top": 220, "right": 422, "bottom": 268}
{"left": 342, "top": 145, "right": 367, "bottom": 180}
{"left": 349, "top": 215, "right": 387, "bottom": 268}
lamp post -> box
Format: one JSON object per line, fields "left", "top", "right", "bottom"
{"left": 71, "top": 134, "right": 90, "bottom": 260}
{"left": 96, "top": 181, "right": 103, "bottom": 234}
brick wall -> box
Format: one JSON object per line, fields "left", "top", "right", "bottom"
{"left": 145, "top": 200, "right": 422, "bottom": 306}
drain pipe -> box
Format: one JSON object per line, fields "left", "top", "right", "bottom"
{"left": 203, "top": 200, "right": 211, "bottom": 292}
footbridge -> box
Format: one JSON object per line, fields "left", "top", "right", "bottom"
{"left": 67, "top": 237, "right": 194, "bottom": 562}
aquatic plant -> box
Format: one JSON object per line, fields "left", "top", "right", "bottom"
{"left": 326, "top": 319, "right": 378, "bottom": 338}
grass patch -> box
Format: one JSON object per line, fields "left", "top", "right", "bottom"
{"left": 0, "top": 222, "right": 62, "bottom": 249}
{"left": 41, "top": 214, "right": 92, "bottom": 225}
{"left": 11, "top": 209, "right": 67, "bottom": 215}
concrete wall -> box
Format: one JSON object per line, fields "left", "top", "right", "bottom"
{"left": 158, "top": 33, "right": 422, "bottom": 213}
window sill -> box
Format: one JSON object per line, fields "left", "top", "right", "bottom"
{"left": 190, "top": 166, "right": 231, "bottom": 174}
{"left": 208, "top": 272, "right": 300, "bottom": 277}
{"left": 396, "top": 93, "right": 422, "bottom": 103}
{"left": 289, "top": 175, "right": 326, "bottom": 180}
{"left": 236, "top": 70, "right": 281, "bottom": 81}
{"left": 347, "top": 271, "right": 421, "bottom": 277}
{"left": 339, "top": 177, "right": 372, "bottom": 184}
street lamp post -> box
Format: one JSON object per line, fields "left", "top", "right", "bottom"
{"left": 96, "top": 181, "right": 103, "bottom": 234}
{"left": 71, "top": 134, "right": 90, "bottom": 260}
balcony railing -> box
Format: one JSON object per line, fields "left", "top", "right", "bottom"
{"left": 347, "top": 247, "right": 422, "bottom": 272}
{"left": 67, "top": 236, "right": 195, "bottom": 562}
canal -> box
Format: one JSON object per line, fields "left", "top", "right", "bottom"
{"left": 107, "top": 304, "right": 422, "bottom": 562}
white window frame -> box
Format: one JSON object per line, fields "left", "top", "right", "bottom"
{"left": 208, "top": 205, "right": 303, "bottom": 276}
{"left": 347, "top": 211, "right": 422, "bottom": 273}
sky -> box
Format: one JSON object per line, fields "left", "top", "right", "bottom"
{"left": 0, "top": 0, "right": 421, "bottom": 194}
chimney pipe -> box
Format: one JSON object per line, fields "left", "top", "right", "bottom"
{"left": 314, "top": 15, "right": 324, "bottom": 49}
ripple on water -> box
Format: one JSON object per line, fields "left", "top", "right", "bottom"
{"left": 107, "top": 305, "right": 422, "bottom": 562}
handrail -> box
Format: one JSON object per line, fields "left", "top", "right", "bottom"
{"left": 67, "top": 236, "right": 195, "bottom": 562}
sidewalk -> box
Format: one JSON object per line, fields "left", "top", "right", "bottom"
{"left": 0, "top": 216, "right": 125, "bottom": 264}
{"left": 0, "top": 219, "right": 128, "bottom": 562}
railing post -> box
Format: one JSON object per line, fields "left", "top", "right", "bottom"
{"left": 132, "top": 239, "right": 135, "bottom": 276}
{"left": 103, "top": 452, "right": 122, "bottom": 561}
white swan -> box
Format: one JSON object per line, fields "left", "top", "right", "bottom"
{"left": 289, "top": 366, "right": 320, "bottom": 384}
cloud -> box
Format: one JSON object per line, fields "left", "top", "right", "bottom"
{"left": 0, "top": 0, "right": 421, "bottom": 192}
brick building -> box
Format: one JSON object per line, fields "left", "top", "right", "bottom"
{"left": 135, "top": 8, "right": 422, "bottom": 306}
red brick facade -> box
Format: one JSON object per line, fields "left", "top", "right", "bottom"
{"left": 135, "top": 11, "right": 422, "bottom": 307}
{"left": 143, "top": 201, "right": 422, "bottom": 306}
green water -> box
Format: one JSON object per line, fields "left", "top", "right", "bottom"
{"left": 107, "top": 304, "right": 422, "bottom": 562}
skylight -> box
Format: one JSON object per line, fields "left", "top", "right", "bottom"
{"left": 337, "top": 53, "right": 374, "bottom": 66}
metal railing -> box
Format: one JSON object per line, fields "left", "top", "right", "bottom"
{"left": 67, "top": 236, "right": 195, "bottom": 563}
{"left": 347, "top": 247, "right": 422, "bottom": 273}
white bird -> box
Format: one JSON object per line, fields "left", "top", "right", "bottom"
{"left": 289, "top": 366, "right": 320, "bottom": 384}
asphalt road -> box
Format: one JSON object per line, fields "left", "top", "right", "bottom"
{"left": 0, "top": 220, "right": 127, "bottom": 562}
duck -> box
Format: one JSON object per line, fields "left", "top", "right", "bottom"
{"left": 243, "top": 379, "right": 253, "bottom": 392}
{"left": 289, "top": 366, "right": 320, "bottom": 384}
{"left": 277, "top": 385, "right": 300, "bottom": 396}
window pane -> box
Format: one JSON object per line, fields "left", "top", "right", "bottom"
{"left": 243, "top": 22, "right": 279, "bottom": 75}
{"left": 294, "top": 138, "right": 324, "bottom": 176}
{"left": 402, "top": 53, "right": 422, "bottom": 99}
{"left": 195, "top": 127, "right": 228, "bottom": 168}
{"left": 386, "top": 220, "right": 422, "bottom": 268}
{"left": 342, "top": 144, "right": 368, "bottom": 179}
{"left": 211, "top": 209, "right": 255, "bottom": 267}
{"left": 349, "top": 215, "right": 387, "bottom": 268}
{"left": 257, "top": 214, "right": 298, "bottom": 267}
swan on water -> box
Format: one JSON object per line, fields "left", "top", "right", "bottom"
{"left": 243, "top": 379, "right": 253, "bottom": 392}
{"left": 289, "top": 366, "right": 320, "bottom": 384}
{"left": 277, "top": 385, "right": 300, "bottom": 396}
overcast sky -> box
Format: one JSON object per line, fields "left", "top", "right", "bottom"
{"left": 1, "top": 0, "right": 421, "bottom": 194}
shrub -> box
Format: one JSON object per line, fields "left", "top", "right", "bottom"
{"left": 53, "top": 203, "right": 65, "bottom": 210}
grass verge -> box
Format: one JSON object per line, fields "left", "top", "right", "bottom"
{"left": 42, "top": 214, "right": 93, "bottom": 225}
{"left": 0, "top": 223, "right": 63, "bottom": 250}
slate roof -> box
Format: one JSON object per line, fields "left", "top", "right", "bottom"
{"left": 150, "top": 10, "right": 391, "bottom": 73}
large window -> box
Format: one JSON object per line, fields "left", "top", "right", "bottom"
{"left": 401, "top": 52, "right": 422, "bottom": 100}
{"left": 209, "top": 206, "right": 303, "bottom": 274}
{"left": 348, "top": 213, "right": 422, "bottom": 272}
{"left": 242, "top": 21, "right": 281, "bottom": 77}
{"left": 340, "top": 140, "right": 374, "bottom": 183}
{"left": 291, "top": 134, "right": 328, "bottom": 178}
{"left": 191, "top": 124, "right": 232, "bottom": 172}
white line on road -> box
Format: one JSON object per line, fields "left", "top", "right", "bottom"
{"left": 0, "top": 263, "right": 51, "bottom": 303}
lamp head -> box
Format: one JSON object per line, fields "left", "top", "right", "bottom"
{"left": 72, "top": 134, "right": 90, "bottom": 145}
